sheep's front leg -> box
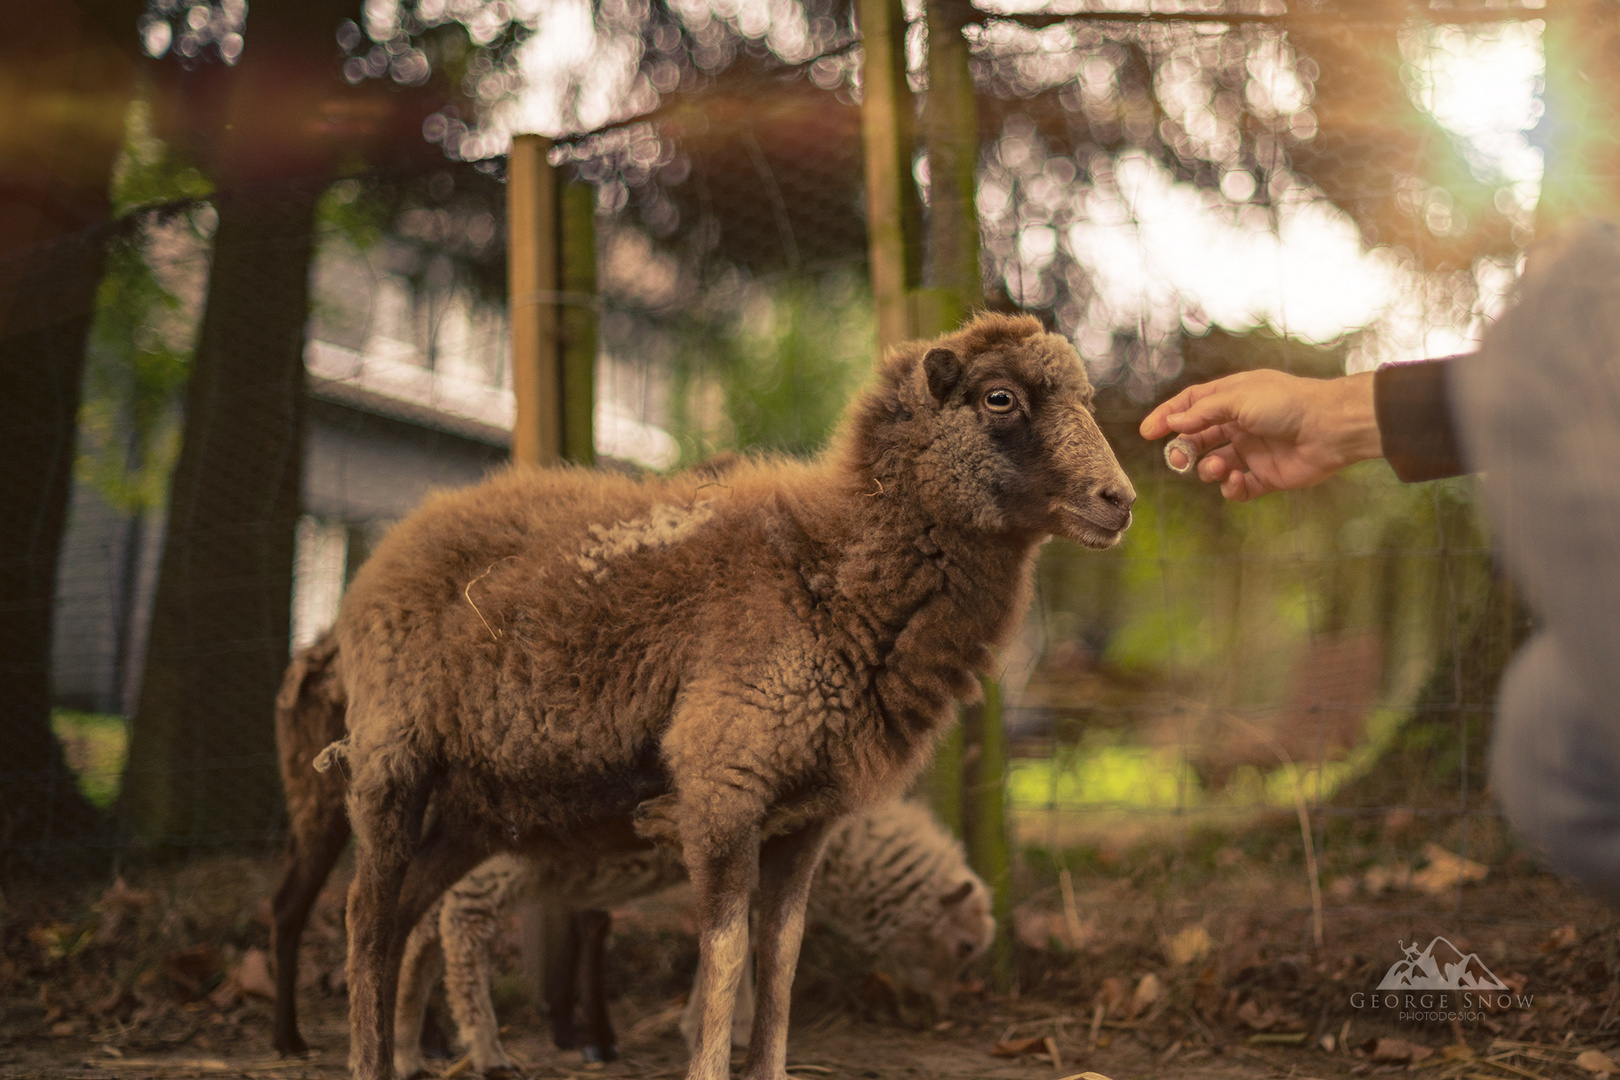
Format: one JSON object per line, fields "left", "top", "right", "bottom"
{"left": 739, "top": 824, "right": 831, "bottom": 1080}
{"left": 441, "top": 880, "right": 519, "bottom": 1075}
{"left": 683, "top": 822, "right": 760, "bottom": 1080}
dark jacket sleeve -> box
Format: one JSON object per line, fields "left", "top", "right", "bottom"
{"left": 1374, "top": 358, "right": 1470, "bottom": 482}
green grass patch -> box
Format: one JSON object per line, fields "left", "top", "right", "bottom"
{"left": 51, "top": 709, "right": 128, "bottom": 809}
{"left": 1006, "top": 705, "right": 1410, "bottom": 817}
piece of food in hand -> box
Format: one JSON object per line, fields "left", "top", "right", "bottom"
{"left": 1164, "top": 436, "right": 1200, "bottom": 475}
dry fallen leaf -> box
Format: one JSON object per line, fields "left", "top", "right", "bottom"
{"left": 1412, "top": 843, "right": 1488, "bottom": 894}
{"left": 1130, "top": 973, "right": 1162, "bottom": 1018}
{"left": 991, "top": 1035, "right": 1047, "bottom": 1058}
{"left": 1014, "top": 908, "right": 1098, "bottom": 951}
{"left": 1363, "top": 864, "right": 1412, "bottom": 894}
{"left": 1365, "top": 1037, "right": 1434, "bottom": 1063}
{"left": 233, "top": 948, "right": 276, "bottom": 1000}
{"left": 1577, "top": 1050, "right": 1619, "bottom": 1075}
{"left": 1096, "top": 976, "right": 1130, "bottom": 1018}
{"left": 1235, "top": 999, "right": 1298, "bottom": 1032}
{"left": 1164, "top": 925, "right": 1211, "bottom": 966}
{"left": 1545, "top": 926, "right": 1579, "bottom": 952}
{"left": 163, "top": 945, "right": 222, "bottom": 1000}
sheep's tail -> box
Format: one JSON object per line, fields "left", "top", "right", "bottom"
{"left": 312, "top": 737, "right": 350, "bottom": 775}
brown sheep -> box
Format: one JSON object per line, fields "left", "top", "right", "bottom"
{"left": 270, "top": 455, "right": 749, "bottom": 1059}
{"left": 270, "top": 629, "right": 350, "bottom": 1057}
{"left": 328, "top": 313, "right": 1134, "bottom": 1080}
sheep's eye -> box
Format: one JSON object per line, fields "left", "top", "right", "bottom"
{"left": 984, "top": 388, "right": 1016, "bottom": 413}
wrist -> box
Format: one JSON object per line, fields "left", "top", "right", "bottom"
{"left": 1325, "top": 372, "right": 1382, "bottom": 467}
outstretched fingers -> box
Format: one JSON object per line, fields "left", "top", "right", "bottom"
{"left": 1139, "top": 377, "right": 1247, "bottom": 441}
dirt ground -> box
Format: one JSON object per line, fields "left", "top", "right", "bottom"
{"left": 5, "top": 815, "right": 1620, "bottom": 1080}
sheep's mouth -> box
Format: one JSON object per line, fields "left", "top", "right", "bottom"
{"left": 1056, "top": 504, "right": 1129, "bottom": 549}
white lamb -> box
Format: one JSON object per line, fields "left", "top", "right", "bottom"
{"left": 394, "top": 798, "right": 993, "bottom": 1077}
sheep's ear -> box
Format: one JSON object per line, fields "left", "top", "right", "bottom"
{"left": 923, "top": 347, "right": 962, "bottom": 403}
{"left": 941, "top": 880, "right": 975, "bottom": 907}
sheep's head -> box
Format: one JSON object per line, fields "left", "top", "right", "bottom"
{"left": 848, "top": 313, "right": 1135, "bottom": 547}
{"left": 874, "top": 874, "right": 995, "bottom": 1024}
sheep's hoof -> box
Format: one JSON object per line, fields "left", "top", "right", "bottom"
{"left": 580, "top": 1043, "right": 618, "bottom": 1065}
{"left": 272, "top": 1030, "right": 309, "bottom": 1057}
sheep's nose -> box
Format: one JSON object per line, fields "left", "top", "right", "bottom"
{"left": 1097, "top": 481, "right": 1136, "bottom": 513}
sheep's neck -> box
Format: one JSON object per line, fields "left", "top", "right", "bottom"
{"left": 827, "top": 493, "right": 1039, "bottom": 743}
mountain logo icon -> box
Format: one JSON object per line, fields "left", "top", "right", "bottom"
{"left": 1376, "top": 937, "right": 1509, "bottom": 991}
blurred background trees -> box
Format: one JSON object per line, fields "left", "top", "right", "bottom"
{"left": 2, "top": 0, "right": 145, "bottom": 873}
{"left": 10, "top": 0, "right": 1614, "bottom": 885}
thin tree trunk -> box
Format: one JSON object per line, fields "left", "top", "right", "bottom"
{"left": 0, "top": 0, "right": 139, "bottom": 877}
{"left": 122, "top": 180, "right": 320, "bottom": 850}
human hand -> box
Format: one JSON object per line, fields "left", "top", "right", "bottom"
{"left": 1138, "top": 369, "right": 1382, "bottom": 501}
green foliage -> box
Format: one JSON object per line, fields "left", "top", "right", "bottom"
{"left": 78, "top": 95, "right": 213, "bottom": 517}
{"left": 668, "top": 270, "right": 875, "bottom": 461}
{"left": 317, "top": 176, "right": 390, "bottom": 253}
{"left": 50, "top": 711, "right": 130, "bottom": 810}
{"left": 109, "top": 97, "right": 212, "bottom": 218}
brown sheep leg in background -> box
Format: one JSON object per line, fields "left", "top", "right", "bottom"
{"left": 739, "top": 824, "right": 831, "bottom": 1080}
{"left": 271, "top": 802, "right": 351, "bottom": 1055}
{"left": 572, "top": 909, "right": 617, "bottom": 1063}
{"left": 683, "top": 823, "right": 760, "bottom": 1080}
{"left": 543, "top": 903, "right": 584, "bottom": 1050}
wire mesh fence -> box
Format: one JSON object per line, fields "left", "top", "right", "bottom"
{"left": 20, "top": 0, "right": 1614, "bottom": 1061}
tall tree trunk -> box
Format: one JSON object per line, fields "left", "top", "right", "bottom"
{"left": 0, "top": 0, "right": 139, "bottom": 877}
{"left": 121, "top": 4, "right": 354, "bottom": 850}
{"left": 123, "top": 178, "right": 321, "bottom": 851}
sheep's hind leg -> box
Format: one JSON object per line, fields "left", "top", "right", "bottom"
{"left": 271, "top": 797, "right": 350, "bottom": 1055}
{"left": 739, "top": 824, "right": 831, "bottom": 1080}
{"left": 683, "top": 822, "right": 761, "bottom": 1080}
{"left": 345, "top": 773, "right": 434, "bottom": 1080}
{"left": 347, "top": 778, "right": 484, "bottom": 1080}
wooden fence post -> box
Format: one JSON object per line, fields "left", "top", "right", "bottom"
{"left": 861, "top": 0, "right": 1006, "bottom": 985}
{"left": 858, "top": 0, "right": 924, "bottom": 352}
{"left": 920, "top": 0, "right": 1012, "bottom": 991}
{"left": 508, "top": 136, "right": 598, "bottom": 994}
{"left": 559, "top": 181, "right": 597, "bottom": 465}
{"left": 508, "top": 133, "right": 562, "bottom": 467}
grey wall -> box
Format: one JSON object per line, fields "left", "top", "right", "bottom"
{"left": 50, "top": 393, "right": 509, "bottom": 716}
